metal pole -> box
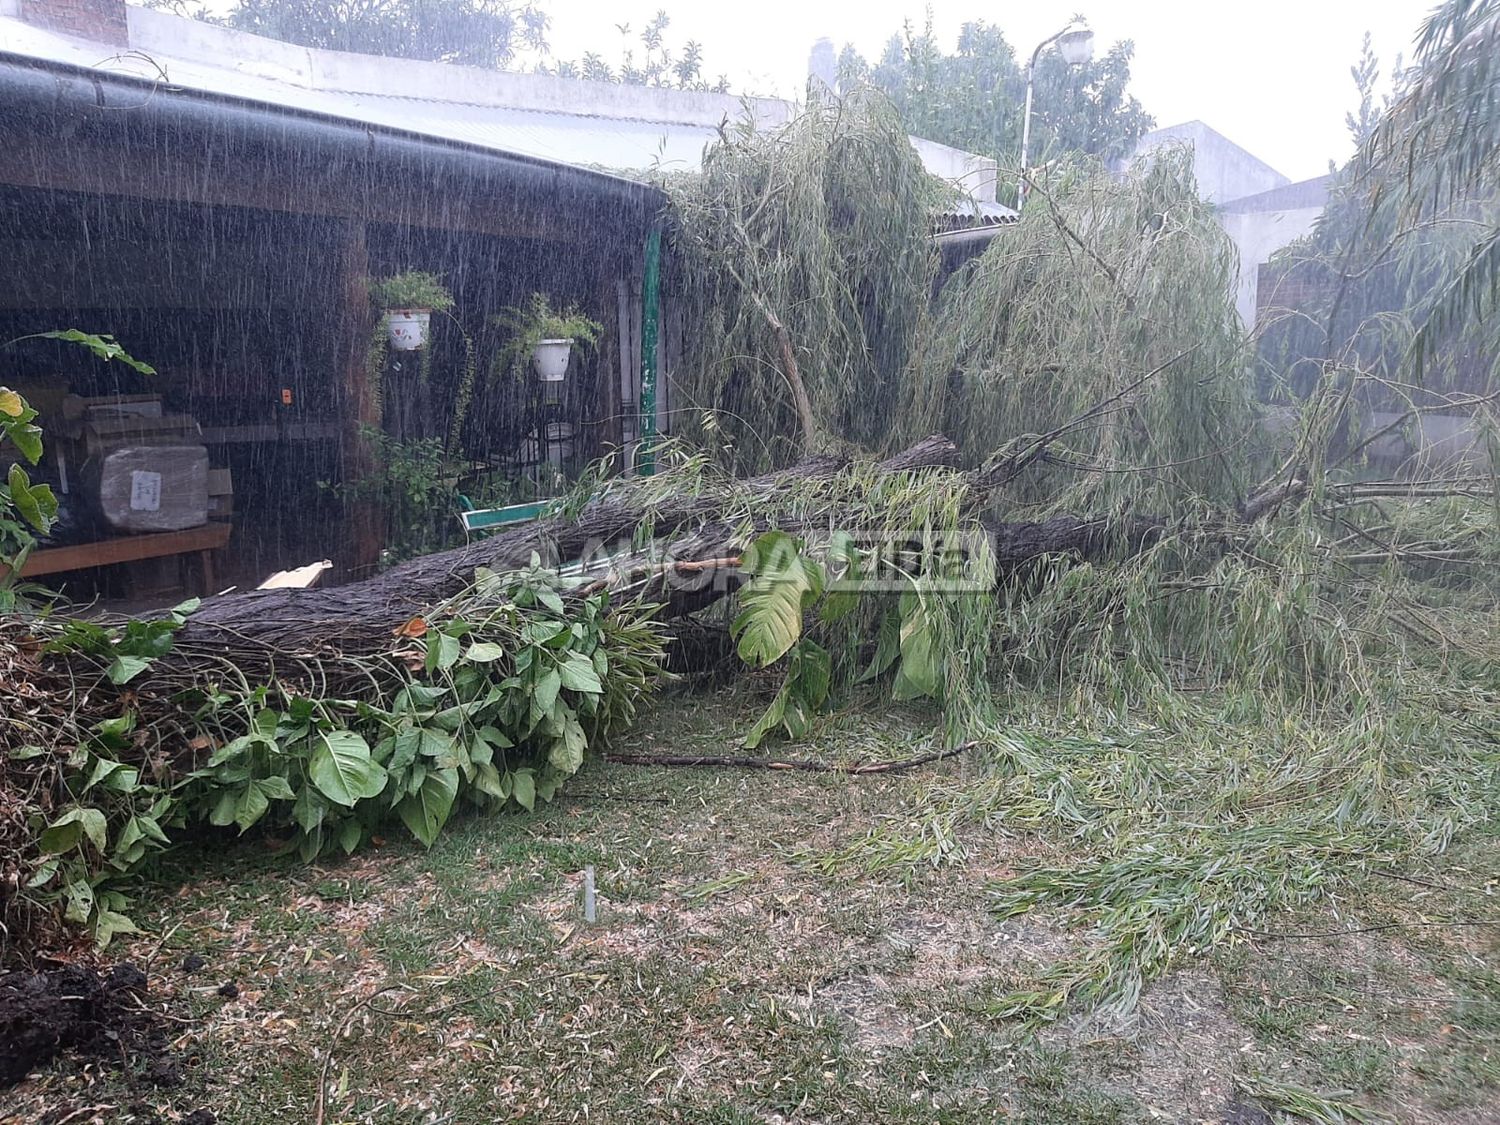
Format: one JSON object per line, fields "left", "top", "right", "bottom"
{"left": 638, "top": 226, "right": 661, "bottom": 476}
{"left": 1017, "top": 27, "right": 1074, "bottom": 209}
{"left": 1018, "top": 57, "right": 1037, "bottom": 209}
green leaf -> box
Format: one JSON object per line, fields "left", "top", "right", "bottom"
{"left": 8, "top": 464, "right": 55, "bottom": 530}
{"left": 106, "top": 654, "right": 153, "bottom": 685}
{"left": 418, "top": 728, "right": 461, "bottom": 768}
{"left": 744, "top": 684, "right": 788, "bottom": 749}
{"left": 308, "top": 730, "right": 388, "bottom": 807}
{"left": 2, "top": 418, "right": 42, "bottom": 465}
{"left": 794, "top": 639, "right": 832, "bottom": 709}
{"left": 731, "top": 531, "right": 825, "bottom": 668}
{"left": 336, "top": 818, "right": 363, "bottom": 854}
{"left": 397, "top": 765, "right": 458, "bottom": 846}
{"left": 95, "top": 909, "right": 140, "bottom": 948}
{"left": 466, "top": 641, "right": 507, "bottom": 663}
{"left": 234, "top": 782, "right": 270, "bottom": 832}
{"left": 532, "top": 667, "right": 562, "bottom": 719}
{"left": 549, "top": 713, "right": 588, "bottom": 775}
{"left": 40, "top": 329, "right": 156, "bottom": 375}
{"left": 292, "top": 788, "right": 328, "bottom": 834}
{"left": 473, "top": 761, "right": 509, "bottom": 800}
{"left": 510, "top": 768, "right": 536, "bottom": 811}
{"left": 893, "top": 599, "right": 941, "bottom": 701}
{"left": 426, "top": 631, "right": 462, "bottom": 673}
{"left": 820, "top": 530, "right": 863, "bottom": 623}
{"left": 40, "top": 807, "right": 108, "bottom": 854}
{"left": 257, "top": 775, "right": 296, "bottom": 801}
{"left": 64, "top": 877, "right": 94, "bottom": 924}
{"left": 558, "top": 654, "right": 604, "bottom": 694}
{"left": 859, "top": 605, "right": 902, "bottom": 682}
{"left": 477, "top": 724, "right": 514, "bottom": 750}
{"left": 386, "top": 727, "right": 422, "bottom": 772}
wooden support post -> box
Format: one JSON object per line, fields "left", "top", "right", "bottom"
{"left": 335, "top": 219, "right": 383, "bottom": 581}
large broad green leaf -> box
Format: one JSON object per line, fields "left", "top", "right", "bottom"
{"left": 308, "top": 731, "right": 388, "bottom": 807}
{"left": 106, "top": 654, "right": 153, "bottom": 685}
{"left": 892, "top": 597, "right": 941, "bottom": 701}
{"left": 397, "top": 765, "right": 458, "bottom": 846}
{"left": 558, "top": 653, "right": 603, "bottom": 694}
{"left": 41, "top": 329, "right": 157, "bottom": 375}
{"left": 8, "top": 464, "right": 55, "bottom": 530}
{"left": 731, "top": 531, "right": 826, "bottom": 668}
{"left": 549, "top": 713, "right": 588, "bottom": 774}
{"left": 820, "top": 530, "right": 864, "bottom": 623}
{"left": 510, "top": 768, "right": 536, "bottom": 811}
{"left": 466, "top": 641, "right": 507, "bottom": 663}
{"left": 94, "top": 909, "right": 139, "bottom": 948}
{"left": 531, "top": 667, "right": 562, "bottom": 722}
{"left": 40, "top": 807, "right": 109, "bottom": 854}
{"left": 744, "top": 639, "right": 832, "bottom": 749}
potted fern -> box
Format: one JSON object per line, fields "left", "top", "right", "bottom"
{"left": 368, "top": 272, "right": 455, "bottom": 351}
{"left": 494, "top": 294, "right": 603, "bottom": 384}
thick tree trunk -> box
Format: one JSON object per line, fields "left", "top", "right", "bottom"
{"left": 178, "top": 436, "right": 964, "bottom": 655}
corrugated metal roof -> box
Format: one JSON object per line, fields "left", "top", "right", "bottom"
{"left": 0, "top": 17, "right": 719, "bottom": 183}
{"left": 0, "top": 11, "right": 1004, "bottom": 208}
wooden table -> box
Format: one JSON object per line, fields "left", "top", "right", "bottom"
{"left": 5, "top": 522, "right": 233, "bottom": 593}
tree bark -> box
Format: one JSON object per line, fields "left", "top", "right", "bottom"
{"left": 178, "top": 436, "right": 963, "bottom": 655}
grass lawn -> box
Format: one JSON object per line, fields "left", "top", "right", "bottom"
{"left": 5, "top": 688, "right": 1497, "bottom": 1124}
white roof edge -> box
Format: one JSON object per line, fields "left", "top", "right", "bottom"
{"left": 125, "top": 5, "right": 795, "bottom": 128}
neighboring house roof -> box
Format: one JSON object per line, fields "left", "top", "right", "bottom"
{"left": 0, "top": 5, "right": 1003, "bottom": 206}
{"left": 1219, "top": 174, "right": 1334, "bottom": 214}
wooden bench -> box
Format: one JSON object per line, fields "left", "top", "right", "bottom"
{"left": 5, "top": 522, "right": 232, "bottom": 593}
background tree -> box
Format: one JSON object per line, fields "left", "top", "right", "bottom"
{"left": 1258, "top": 3, "right": 1498, "bottom": 410}
{"left": 540, "top": 10, "right": 729, "bottom": 92}
{"left": 187, "top": 0, "right": 551, "bottom": 67}
{"left": 837, "top": 17, "right": 1153, "bottom": 179}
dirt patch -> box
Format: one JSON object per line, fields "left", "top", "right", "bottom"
{"left": 814, "top": 971, "right": 915, "bottom": 1050}
{"left": 0, "top": 962, "right": 163, "bottom": 1085}
{"left": 1050, "top": 970, "right": 1252, "bottom": 1124}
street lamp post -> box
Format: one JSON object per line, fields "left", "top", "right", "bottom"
{"left": 1017, "top": 23, "right": 1095, "bottom": 208}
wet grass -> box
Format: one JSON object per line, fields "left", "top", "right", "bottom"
{"left": 5, "top": 685, "right": 1497, "bottom": 1124}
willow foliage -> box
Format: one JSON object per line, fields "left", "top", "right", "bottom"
{"left": 908, "top": 150, "right": 1255, "bottom": 513}
{"left": 665, "top": 89, "right": 943, "bottom": 470}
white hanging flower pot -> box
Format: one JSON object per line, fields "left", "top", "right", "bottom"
{"left": 532, "top": 338, "right": 573, "bottom": 382}
{"left": 386, "top": 309, "right": 431, "bottom": 351}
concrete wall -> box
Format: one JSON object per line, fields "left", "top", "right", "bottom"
{"left": 1219, "top": 205, "right": 1325, "bottom": 328}
{"left": 1126, "top": 122, "right": 1288, "bottom": 204}
{"left": 910, "top": 137, "right": 998, "bottom": 203}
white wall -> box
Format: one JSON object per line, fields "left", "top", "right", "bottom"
{"left": 1219, "top": 206, "right": 1325, "bottom": 328}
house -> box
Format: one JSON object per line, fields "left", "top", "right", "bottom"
{"left": 0, "top": 0, "right": 999, "bottom": 593}
{"left": 1118, "top": 121, "right": 1331, "bottom": 329}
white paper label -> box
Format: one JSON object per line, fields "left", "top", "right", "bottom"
{"left": 130, "top": 470, "right": 162, "bottom": 512}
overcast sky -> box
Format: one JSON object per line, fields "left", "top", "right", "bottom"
{"left": 544, "top": 0, "right": 1436, "bottom": 182}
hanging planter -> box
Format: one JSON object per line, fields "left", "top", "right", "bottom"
{"left": 367, "top": 271, "right": 455, "bottom": 352}
{"left": 385, "top": 308, "right": 432, "bottom": 351}
{"left": 493, "top": 294, "right": 604, "bottom": 388}
{"left": 532, "top": 338, "right": 573, "bottom": 382}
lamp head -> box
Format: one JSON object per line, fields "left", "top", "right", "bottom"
{"left": 1057, "top": 27, "right": 1095, "bottom": 66}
